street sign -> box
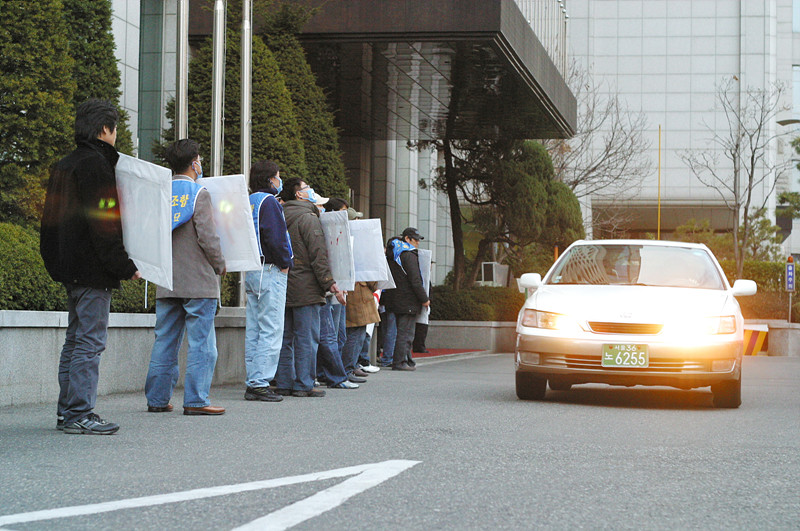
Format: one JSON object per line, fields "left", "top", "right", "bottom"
{"left": 787, "top": 259, "right": 795, "bottom": 292}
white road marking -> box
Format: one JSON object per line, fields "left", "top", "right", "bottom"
{"left": 0, "top": 460, "right": 420, "bottom": 528}
{"left": 233, "top": 459, "right": 419, "bottom": 530}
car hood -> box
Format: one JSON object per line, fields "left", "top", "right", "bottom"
{"left": 526, "top": 285, "right": 735, "bottom": 322}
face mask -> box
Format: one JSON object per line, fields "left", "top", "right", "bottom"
{"left": 271, "top": 177, "right": 283, "bottom": 195}
{"left": 301, "top": 187, "right": 317, "bottom": 203}
{"left": 193, "top": 160, "right": 203, "bottom": 180}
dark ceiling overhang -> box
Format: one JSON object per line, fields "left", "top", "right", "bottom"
{"left": 297, "top": 0, "right": 576, "bottom": 141}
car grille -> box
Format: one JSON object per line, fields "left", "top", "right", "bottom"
{"left": 545, "top": 354, "right": 706, "bottom": 373}
{"left": 587, "top": 322, "right": 663, "bottom": 335}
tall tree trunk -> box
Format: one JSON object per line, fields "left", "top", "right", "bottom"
{"left": 443, "top": 139, "right": 466, "bottom": 290}
{"left": 467, "top": 238, "right": 493, "bottom": 286}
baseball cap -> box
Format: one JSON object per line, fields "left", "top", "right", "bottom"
{"left": 347, "top": 207, "right": 364, "bottom": 220}
{"left": 316, "top": 195, "right": 330, "bottom": 206}
{"left": 401, "top": 227, "right": 424, "bottom": 240}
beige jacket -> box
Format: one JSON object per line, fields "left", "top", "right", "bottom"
{"left": 345, "top": 282, "right": 380, "bottom": 327}
{"left": 156, "top": 176, "right": 226, "bottom": 299}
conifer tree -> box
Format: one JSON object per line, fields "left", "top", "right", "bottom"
{"left": 262, "top": 29, "right": 348, "bottom": 197}
{"left": 62, "top": 0, "right": 134, "bottom": 155}
{"left": 0, "top": 0, "right": 75, "bottom": 224}
{"left": 157, "top": 0, "right": 308, "bottom": 181}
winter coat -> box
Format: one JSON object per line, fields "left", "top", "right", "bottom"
{"left": 345, "top": 282, "right": 380, "bottom": 327}
{"left": 156, "top": 176, "right": 226, "bottom": 299}
{"left": 40, "top": 138, "right": 137, "bottom": 289}
{"left": 382, "top": 238, "right": 429, "bottom": 314}
{"left": 282, "top": 200, "right": 335, "bottom": 307}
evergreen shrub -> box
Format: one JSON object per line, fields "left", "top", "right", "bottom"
{"left": 430, "top": 286, "right": 524, "bottom": 322}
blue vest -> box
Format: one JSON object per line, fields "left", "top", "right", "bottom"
{"left": 171, "top": 180, "right": 205, "bottom": 230}
{"left": 249, "top": 192, "right": 293, "bottom": 260}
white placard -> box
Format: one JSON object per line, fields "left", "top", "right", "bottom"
{"left": 416, "top": 248, "right": 432, "bottom": 324}
{"left": 198, "top": 175, "right": 261, "bottom": 272}
{"left": 349, "top": 219, "right": 391, "bottom": 282}
{"left": 320, "top": 210, "right": 355, "bottom": 292}
{"left": 115, "top": 154, "right": 173, "bottom": 290}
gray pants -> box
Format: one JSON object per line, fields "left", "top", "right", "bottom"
{"left": 392, "top": 313, "right": 418, "bottom": 367}
{"left": 57, "top": 284, "right": 112, "bottom": 424}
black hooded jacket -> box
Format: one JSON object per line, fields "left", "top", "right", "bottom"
{"left": 381, "top": 237, "right": 429, "bottom": 314}
{"left": 40, "top": 138, "right": 137, "bottom": 289}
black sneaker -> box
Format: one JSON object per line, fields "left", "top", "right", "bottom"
{"left": 292, "top": 388, "right": 326, "bottom": 397}
{"left": 274, "top": 388, "right": 293, "bottom": 396}
{"left": 245, "top": 386, "right": 283, "bottom": 402}
{"left": 63, "top": 413, "right": 119, "bottom": 435}
{"left": 56, "top": 416, "right": 65, "bottom": 431}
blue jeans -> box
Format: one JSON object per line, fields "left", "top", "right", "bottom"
{"left": 342, "top": 325, "right": 367, "bottom": 375}
{"left": 145, "top": 298, "right": 219, "bottom": 408}
{"left": 380, "top": 312, "right": 396, "bottom": 366}
{"left": 358, "top": 330, "right": 372, "bottom": 366}
{"left": 332, "top": 302, "right": 346, "bottom": 355}
{"left": 276, "top": 304, "right": 320, "bottom": 392}
{"left": 244, "top": 265, "right": 287, "bottom": 388}
{"left": 316, "top": 298, "right": 347, "bottom": 386}
{"left": 57, "top": 284, "right": 112, "bottom": 424}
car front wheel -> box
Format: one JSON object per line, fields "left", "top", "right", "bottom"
{"left": 711, "top": 375, "right": 741, "bottom": 408}
{"left": 516, "top": 372, "right": 546, "bottom": 400}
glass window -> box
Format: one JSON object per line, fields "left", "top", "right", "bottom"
{"left": 547, "top": 244, "right": 724, "bottom": 289}
{"left": 795, "top": 0, "right": 800, "bottom": 32}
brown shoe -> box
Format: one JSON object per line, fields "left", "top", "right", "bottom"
{"left": 183, "top": 405, "right": 225, "bottom": 416}
{"left": 147, "top": 404, "right": 173, "bottom": 413}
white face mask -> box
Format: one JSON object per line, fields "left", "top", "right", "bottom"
{"left": 192, "top": 160, "right": 203, "bottom": 179}
{"left": 300, "top": 187, "right": 318, "bottom": 203}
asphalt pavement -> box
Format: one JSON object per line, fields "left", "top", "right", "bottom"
{"left": 1, "top": 353, "right": 798, "bottom": 530}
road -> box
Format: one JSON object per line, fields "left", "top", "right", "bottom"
{"left": 1, "top": 354, "right": 798, "bottom": 530}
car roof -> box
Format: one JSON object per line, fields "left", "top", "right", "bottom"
{"left": 567, "top": 239, "right": 710, "bottom": 250}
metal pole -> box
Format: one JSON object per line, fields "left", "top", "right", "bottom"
{"left": 239, "top": 0, "right": 253, "bottom": 307}
{"left": 241, "top": 0, "right": 252, "bottom": 178}
{"left": 210, "top": 0, "right": 227, "bottom": 176}
{"left": 657, "top": 124, "right": 661, "bottom": 239}
{"left": 176, "top": 0, "right": 189, "bottom": 140}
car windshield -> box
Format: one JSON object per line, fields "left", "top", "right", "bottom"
{"left": 547, "top": 244, "right": 725, "bottom": 289}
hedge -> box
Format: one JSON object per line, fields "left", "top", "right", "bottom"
{"left": 0, "top": 222, "right": 154, "bottom": 313}
{"left": 430, "top": 286, "right": 524, "bottom": 322}
{"left": 718, "top": 260, "right": 785, "bottom": 292}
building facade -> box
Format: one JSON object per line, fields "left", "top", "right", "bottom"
{"left": 568, "top": 0, "right": 800, "bottom": 258}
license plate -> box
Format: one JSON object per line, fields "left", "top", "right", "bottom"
{"left": 602, "top": 344, "right": 649, "bottom": 367}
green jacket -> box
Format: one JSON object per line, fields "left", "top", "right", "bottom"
{"left": 283, "top": 200, "right": 335, "bottom": 307}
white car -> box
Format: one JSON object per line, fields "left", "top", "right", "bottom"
{"left": 515, "top": 240, "right": 757, "bottom": 408}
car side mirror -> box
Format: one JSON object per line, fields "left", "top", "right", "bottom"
{"left": 731, "top": 279, "right": 757, "bottom": 296}
{"left": 519, "top": 273, "right": 542, "bottom": 289}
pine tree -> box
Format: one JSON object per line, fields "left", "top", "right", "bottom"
{"left": 0, "top": 0, "right": 75, "bottom": 225}
{"left": 263, "top": 31, "right": 348, "bottom": 197}
{"left": 157, "top": 0, "right": 308, "bottom": 181}
{"left": 62, "top": 0, "right": 134, "bottom": 155}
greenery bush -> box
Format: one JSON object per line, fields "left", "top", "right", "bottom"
{"left": 0, "top": 223, "right": 66, "bottom": 310}
{"left": 430, "top": 286, "right": 524, "bottom": 322}
{"left": 0, "top": 0, "right": 75, "bottom": 225}
{"left": 718, "top": 260, "right": 785, "bottom": 292}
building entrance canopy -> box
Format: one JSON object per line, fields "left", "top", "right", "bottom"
{"left": 299, "top": 0, "right": 576, "bottom": 141}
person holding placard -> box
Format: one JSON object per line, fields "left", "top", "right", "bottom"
{"left": 243, "top": 161, "right": 293, "bottom": 403}
{"left": 144, "top": 139, "right": 227, "bottom": 416}
{"left": 41, "top": 99, "right": 141, "bottom": 435}
{"left": 383, "top": 228, "right": 430, "bottom": 371}
{"left": 276, "top": 178, "right": 346, "bottom": 397}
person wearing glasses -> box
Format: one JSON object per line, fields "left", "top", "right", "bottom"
{"left": 275, "top": 178, "right": 345, "bottom": 397}
{"left": 382, "top": 227, "right": 430, "bottom": 371}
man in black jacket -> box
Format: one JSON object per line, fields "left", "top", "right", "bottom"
{"left": 384, "top": 227, "right": 430, "bottom": 371}
{"left": 40, "top": 99, "right": 140, "bottom": 435}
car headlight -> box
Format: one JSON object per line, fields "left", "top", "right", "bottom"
{"left": 666, "top": 315, "right": 737, "bottom": 336}
{"left": 521, "top": 309, "right": 577, "bottom": 331}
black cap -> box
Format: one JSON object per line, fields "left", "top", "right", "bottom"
{"left": 401, "top": 227, "right": 424, "bottom": 240}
